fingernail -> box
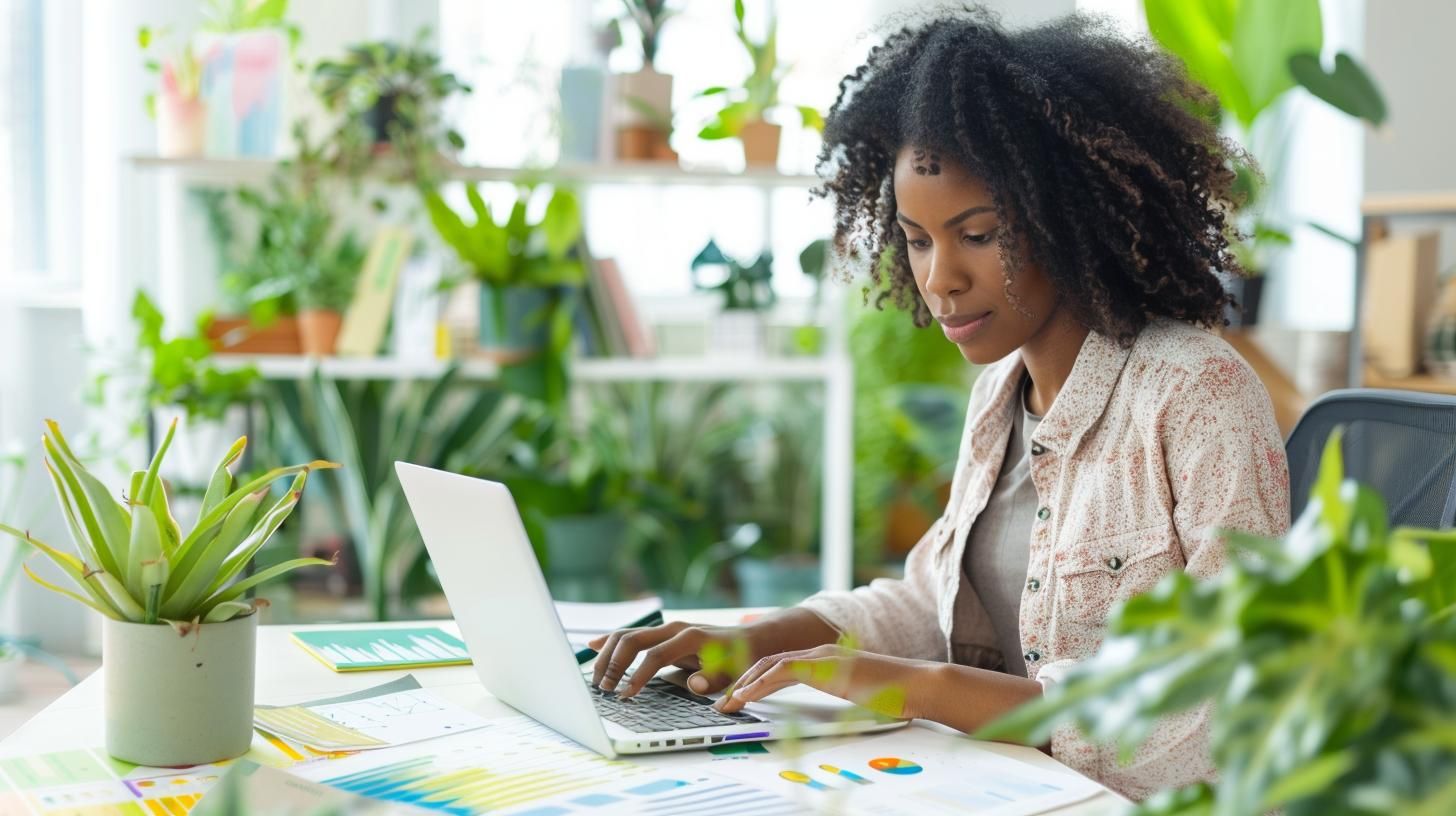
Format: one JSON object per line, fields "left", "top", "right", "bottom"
{"left": 689, "top": 676, "right": 708, "bottom": 692}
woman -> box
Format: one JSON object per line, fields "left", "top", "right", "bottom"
{"left": 590, "top": 8, "right": 1289, "bottom": 800}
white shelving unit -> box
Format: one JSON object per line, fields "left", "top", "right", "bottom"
{"left": 134, "top": 156, "right": 855, "bottom": 594}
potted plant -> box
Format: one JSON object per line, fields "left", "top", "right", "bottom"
{"left": 613, "top": 0, "right": 678, "bottom": 161}
{"left": 138, "top": 28, "right": 206, "bottom": 158}
{"left": 1142, "top": 0, "right": 1386, "bottom": 325}
{"left": 697, "top": 0, "right": 824, "bottom": 168}
{"left": 0, "top": 420, "right": 336, "bottom": 766}
{"left": 979, "top": 428, "right": 1456, "bottom": 812}
{"left": 691, "top": 238, "right": 775, "bottom": 356}
{"left": 194, "top": 0, "right": 297, "bottom": 157}
{"left": 425, "top": 181, "right": 586, "bottom": 404}
{"left": 312, "top": 29, "right": 471, "bottom": 185}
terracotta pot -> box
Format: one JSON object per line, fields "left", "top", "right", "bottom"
{"left": 205, "top": 316, "right": 302, "bottom": 355}
{"left": 739, "top": 120, "right": 781, "bottom": 168}
{"left": 298, "top": 309, "right": 343, "bottom": 356}
{"left": 157, "top": 95, "right": 207, "bottom": 158}
{"left": 617, "top": 125, "right": 667, "bottom": 161}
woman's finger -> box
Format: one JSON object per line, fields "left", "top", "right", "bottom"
{"left": 591, "top": 621, "right": 686, "bottom": 690}
{"left": 618, "top": 629, "right": 707, "bottom": 698}
{"left": 717, "top": 657, "right": 831, "bottom": 713}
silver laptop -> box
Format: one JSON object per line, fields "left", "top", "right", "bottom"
{"left": 395, "top": 462, "right": 906, "bottom": 756}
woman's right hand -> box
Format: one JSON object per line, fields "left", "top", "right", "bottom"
{"left": 588, "top": 608, "right": 840, "bottom": 700}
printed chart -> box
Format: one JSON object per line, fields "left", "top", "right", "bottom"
{"left": 0, "top": 749, "right": 219, "bottom": 815}
{"left": 711, "top": 730, "right": 1103, "bottom": 816}
{"left": 255, "top": 689, "right": 491, "bottom": 751}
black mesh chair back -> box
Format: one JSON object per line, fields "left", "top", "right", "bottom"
{"left": 1286, "top": 389, "right": 1456, "bottom": 528}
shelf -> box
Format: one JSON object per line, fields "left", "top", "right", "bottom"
{"left": 211, "top": 353, "right": 845, "bottom": 383}
{"left": 129, "top": 155, "right": 820, "bottom": 190}
{"left": 1361, "top": 191, "right": 1456, "bottom": 217}
{"left": 1361, "top": 369, "right": 1456, "bottom": 395}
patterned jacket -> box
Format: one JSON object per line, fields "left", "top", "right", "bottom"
{"left": 802, "top": 318, "right": 1290, "bottom": 800}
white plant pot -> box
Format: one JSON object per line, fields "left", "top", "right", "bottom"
{"left": 156, "top": 95, "right": 207, "bottom": 158}
{"left": 103, "top": 614, "right": 257, "bottom": 767}
{"left": 707, "top": 310, "right": 768, "bottom": 357}
{"left": 614, "top": 67, "right": 673, "bottom": 129}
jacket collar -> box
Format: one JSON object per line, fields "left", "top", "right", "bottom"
{"left": 970, "top": 328, "right": 1135, "bottom": 460}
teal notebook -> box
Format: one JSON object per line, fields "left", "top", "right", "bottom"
{"left": 292, "top": 627, "right": 471, "bottom": 672}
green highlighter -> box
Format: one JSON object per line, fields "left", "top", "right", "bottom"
{"left": 571, "top": 609, "right": 666, "bottom": 664}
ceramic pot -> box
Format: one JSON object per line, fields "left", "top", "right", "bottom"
{"left": 739, "top": 120, "right": 781, "bottom": 168}
{"left": 103, "top": 613, "right": 257, "bottom": 767}
{"left": 478, "top": 286, "right": 559, "bottom": 354}
{"left": 157, "top": 95, "right": 207, "bottom": 158}
{"left": 543, "top": 514, "right": 628, "bottom": 602}
{"left": 298, "top": 309, "right": 343, "bottom": 356}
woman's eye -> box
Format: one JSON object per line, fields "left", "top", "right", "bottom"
{"left": 908, "top": 238, "right": 931, "bottom": 250}
{"left": 964, "top": 232, "right": 994, "bottom": 246}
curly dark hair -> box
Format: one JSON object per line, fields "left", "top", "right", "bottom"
{"left": 814, "top": 5, "right": 1250, "bottom": 345}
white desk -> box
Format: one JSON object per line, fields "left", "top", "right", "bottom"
{"left": 0, "top": 611, "right": 1122, "bottom": 814}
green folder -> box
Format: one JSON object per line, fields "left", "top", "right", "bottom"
{"left": 292, "top": 627, "right": 471, "bottom": 672}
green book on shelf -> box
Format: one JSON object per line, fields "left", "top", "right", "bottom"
{"left": 292, "top": 627, "right": 472, "bottom": 672}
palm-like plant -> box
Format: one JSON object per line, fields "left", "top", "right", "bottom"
{"left": 698, "top": 0, "right": 823, "bottom": 140}
{"left": 0, "top": 420, "right": 338, "bottom": 626}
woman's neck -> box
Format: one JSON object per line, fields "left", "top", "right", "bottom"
{"left": 1019, "top": 307, "right": 1090, "bottom": 417}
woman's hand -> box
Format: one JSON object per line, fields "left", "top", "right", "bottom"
{"left": 588, "top": 608, "right": 841, "bottom": 699}
{"left": 714, "top": 644, "right": 936, "bottom": 720}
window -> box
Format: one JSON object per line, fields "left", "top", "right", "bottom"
{"left": 0, "top": 0, "right": 48, "bottom": 283}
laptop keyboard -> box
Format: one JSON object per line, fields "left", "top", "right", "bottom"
{"left": 590, "top": 677, "right": 765, "bottom": 733}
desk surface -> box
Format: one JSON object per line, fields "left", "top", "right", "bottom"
{"left": 0, "top": 610, "right": 1121, "bottom": 814}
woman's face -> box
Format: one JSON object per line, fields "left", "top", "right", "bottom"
{"left": 892, "top": 146, "right": 1061, "bottom": 365}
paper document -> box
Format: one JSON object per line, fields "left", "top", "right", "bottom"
{"left": 255, "top": 687, "right": 490, "bottom": 752}
{"left": 710, "top": 729, "right": 1104, "bottom": 816}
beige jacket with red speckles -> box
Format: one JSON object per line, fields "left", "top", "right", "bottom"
{"left": 801, "top": 318, "right": 1290, "bottom": 801}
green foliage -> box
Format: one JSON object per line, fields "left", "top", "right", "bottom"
{"left": 312, "top": 29, "right": 472, "bottom": 186}
{"left": 697, "top": 0, "right": 823, "bottom": 140}
{"left": 1143, "top": 0, "right": 1387, "bottom": 277}
{"left": 200, "top": 0, "right": 292, "bottom": 33}
{"left": 425, "top": 182, "right": 585, "bottom": 289}
{"left": 132, "top": 291, "right": 260, "bottom": 423}
{"left": 2, "top": 419, "right": 336, "bottom": 625}
{"left": 259, "top": 370, "right": 526, "bottom": 620}
{"left": 618, "top": 0, "right": 676, "bottom": 68}
{"left": 849, "top": 273, "right": 973, "bottom": 569}
{"left": 978, "top": 428, "right": 1456, "bottom": 815}
{"left": 690, "top": 239, "right": 775, "bottom": 311}
{"left": 226, "top": 178, "right": 366, "bottom": 316}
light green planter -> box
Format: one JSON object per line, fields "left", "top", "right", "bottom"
{"left": 479, "top": 285, "right": 558, "bottom": 353}
{"left": 103, "top": 613, "right": 257, "bottom": 766}
{"left": 733, "top": 557, "right": 822, "bottom": 608}
{"left": 544, "top": 514, "right": 627, "bottom": 602}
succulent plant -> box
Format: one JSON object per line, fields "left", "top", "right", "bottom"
{"left": 0, "top": 419, "right": 338, "bottom": 627}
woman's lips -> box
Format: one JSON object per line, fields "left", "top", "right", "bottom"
{"left": 937, "top": 311, "right": 992, "bottom": 344}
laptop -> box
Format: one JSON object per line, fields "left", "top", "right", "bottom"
{"left": 395, "top": 462, "right": 907, "bottom": 757}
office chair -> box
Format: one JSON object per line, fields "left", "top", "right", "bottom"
{"left": 1285, "top": 388, "right": 1456, "bottom": 528}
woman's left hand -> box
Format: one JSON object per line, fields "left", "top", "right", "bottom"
{"left": 713, "top": 644, "right": 935, "bottom": 719}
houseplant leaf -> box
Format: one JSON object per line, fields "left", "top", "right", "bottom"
{"left": 1230, "top": 0, "right": 1322, "bottom": 124}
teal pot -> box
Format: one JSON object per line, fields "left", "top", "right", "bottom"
{"left": 103, "top": 613, "right": 257, "bottom": 766}
{"left": 733, "top": 557, "right": 822, "bottom": 608}
{"left": 544, "top": 514, "right": 627, "bottom": 602}
{"left": 479, "top": 286, "right": 560, "bottom": 354}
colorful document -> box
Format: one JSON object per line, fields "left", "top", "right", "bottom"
{"left": 710, "top": 729, "right": 1105, "bottom": 816}
{"left": 291, "top": 627, "right": 472, "bottom": 672}
{"left": 255, "top": 688, "right": 491, "bottom": 753}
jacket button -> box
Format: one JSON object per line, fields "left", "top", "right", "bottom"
{"left": 1107, "top": 556, "right": 1124, "bottom": 571}
{"left": 1030, "top": 442, "right": 1046, "bottom": 456}
{"left": 1036, "top": 506, "right": 1050, "bottom": 521}
{"left": 1026, "top": 578, "right": 1040, "bottom": 592}
{"left": 1025, "top": 650, "right": 1041, "bottom": 663}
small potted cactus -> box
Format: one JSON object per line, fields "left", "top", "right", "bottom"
{"left": 1, "top": 420, "right": 337, "bottom": 766}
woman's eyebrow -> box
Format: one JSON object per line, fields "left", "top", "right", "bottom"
{"left": 895, "top": 206, "right": 994, "bottom": 230}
